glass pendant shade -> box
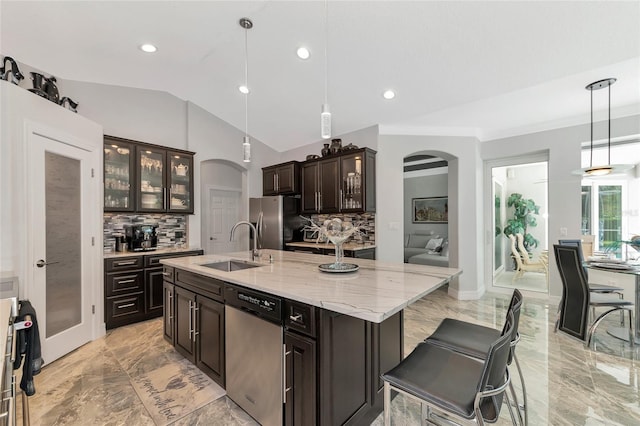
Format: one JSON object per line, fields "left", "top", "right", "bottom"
{"left": 243, "top": 136, "right": 251, "bottom": 163}
{"left": 321, "top": 103, "right": 331, "bottom": 139}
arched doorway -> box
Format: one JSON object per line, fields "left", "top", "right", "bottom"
{"left": 200, "top": 159, "right": 248, "bottom": 254}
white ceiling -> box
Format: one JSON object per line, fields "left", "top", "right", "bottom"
{"left": 2, "top": 1, "right": 639, "bottom": 152}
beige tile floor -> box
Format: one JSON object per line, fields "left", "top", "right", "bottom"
{"left": 20, "top": 287, "right": 640, "bottom": 425}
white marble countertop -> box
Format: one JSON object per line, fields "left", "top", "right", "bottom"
{"left": 285, "top": 241, "right": 376, "bottom": 251}
{"left": 104, "top": 247, "right": 203, "bottom": 259}
{"left": 161, "top": 249, "right": 462, "bottom": 323}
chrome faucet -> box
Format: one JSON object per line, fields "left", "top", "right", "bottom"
{"left": 230, "top": 221, "right": 260, "bottom": 261}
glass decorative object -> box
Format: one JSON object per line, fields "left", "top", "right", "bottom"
{"left": 303, "top": 217, "right": 363, "bottom": 273}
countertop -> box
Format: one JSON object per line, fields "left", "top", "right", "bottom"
{"left": 285, "top": 241, "right": 376, "bottom": 251}
{"left": 104, "top": 247, "right": 203, "bottom": 259}
{"left": 161, "top": 249, "right": 461, "bottom": 323}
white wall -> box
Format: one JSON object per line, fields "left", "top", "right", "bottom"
{"left": 279, "top": 125, "right": 379, "bottom": 162}
{"left": 481, "top": 114, "right": 640, "bottom": 297}
{"left": 404, "top": 173, "right": 449, "bottom": 238}
{"left": 0, "top": 80, "right": 103, "bottom": 330}
{"left": 377, "top": 134, "right": 482, "bottom": 299}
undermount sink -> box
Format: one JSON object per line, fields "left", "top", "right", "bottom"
{"left": 200, "top": 260, "right": 262, "bottom": 272}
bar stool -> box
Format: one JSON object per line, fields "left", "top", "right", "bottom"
{"left": 425, "top": 290, "right": 526, "bottom": 425}
{"left": 381, "top": 312, "right": 517, "bottom": 425}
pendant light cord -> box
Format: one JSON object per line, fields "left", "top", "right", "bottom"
{"left": 608, "top": 82, "right": 611, "bottom": 165}
{"left": 245, "top": 25, "right": 249, "bottom": 139}
{"left": 324, "top": 0, "right": 328, "bottom": 106}
{"left": 590, "top": 88, "right": 593, "bottom": 169}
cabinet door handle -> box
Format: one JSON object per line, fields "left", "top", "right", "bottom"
{"left": 273, "top": 174, "right": 276, "bottom": 192}
{"left": 115, "top": 260, "right": 136, "bottom": 266}
{"left": 289, "top": 314, "right": 303, "bottom": 322}
{"left": 162, "top": 272, "right": 170, "bottom": 276}
{"left": 117, "top": 303, "right": 135, "bottom": 309}
{"left": 340, "top": 189, "right": 343, "bottom": 210}
{"left": 188, "top": 300, "right": 193, "bottom": 340}
{"left": 283, "top": 345, "right": 290, "bottom": 404}
{"left": 192, "top": 304, "right": 199, "bottom": 342}
{"left": 118, "top": 279, "right": 135, "bottom": 284}
{"left": 168, "top": 293, "right": 173, "bottom": 320}
{"left": 276, "top": 174, "right": 280, "bottom": 191}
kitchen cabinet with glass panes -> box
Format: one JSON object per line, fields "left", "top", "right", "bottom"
{"left": 103, "top": 135, "right": 194, "bottom": 214}
{"left": 104, "top": 137, "right": 135, "bottom": 212}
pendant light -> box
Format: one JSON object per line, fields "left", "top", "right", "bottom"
{"left": 240, "top": 18, "right": 253, "bottom": 163}
{"left": 573, "top": 78, "right": 633, "bottom": 176}
{"left": 320, "top": 0, "right": 331, "bottom": 139}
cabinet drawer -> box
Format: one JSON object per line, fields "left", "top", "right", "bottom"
{"left": 284, "top": 300, "right": 317, "bottom": 338}
{"left": 144, "top": 251, "right": 200, "bottom": 267}
{"left": 163, "top": 266, "right": 175, "bottom": 283}
{"left": 105, "top": 271, "right": 144, "bottom": 297}
{"left": 105, "top": 256, "right": 143, "bottom": 272}
{"left": 175, "top": 269, "right": 224, "bottom": 302}
{"left": 105, "top": 292, "right": 145, "bottom": 329}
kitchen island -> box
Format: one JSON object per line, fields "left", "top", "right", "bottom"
{"left": 161, "top": 250, "right": 461, "bottom": 426}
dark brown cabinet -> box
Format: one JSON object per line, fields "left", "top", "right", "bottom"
{"left": 163, "top": 279, "right": 175, "bottom": 344}
{"left": 166, "top": 267, "right": 225, "bottom": 387}
{"left": 285, "top": 332, "right": 316, "bottom": 426}
{"left": 104, "top": 250, "right": 202, "bottom": 330}
{"left": 104, "top": 137, "right": 135, "bottom": 212}
{"left": 174, "top": 285, "right": 196, "bottom": 360}
{"left": 263, "top": 161, "right": 300, "bottom": 195}
{"left": 301, "top": 158, "right": 340, "bottom": 214}
{"left": 301, "top": 148, "right": 376, "bottom": 214}
{"left": 104, "top": 135, "right": 194, "bottom": 214}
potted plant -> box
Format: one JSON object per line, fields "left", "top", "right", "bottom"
{"left": 503, "top": 193, "right": 540, "bottom": 253}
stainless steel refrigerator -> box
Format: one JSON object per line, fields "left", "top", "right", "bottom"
{"left": 249, "top": 196, "right": 301, "bottom": 250}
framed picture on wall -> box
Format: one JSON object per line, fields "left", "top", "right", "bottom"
{"left": 412, "top": 196, "right": 448, "bottom": 223}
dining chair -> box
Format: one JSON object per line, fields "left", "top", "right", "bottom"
{"left": 553, "top": 244, "right": 634, "bottom": 348}
{"left": 382, "top": 312, "right": 517, "bottom": 426}
{"left": 425, "top": 289, "right": 527, "bottom": 425}
{"left": 559, "top": 238, "right": 625, "bottom": 324}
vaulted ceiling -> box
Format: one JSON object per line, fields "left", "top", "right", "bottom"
{"left": 2, "top": 1, "right": 639, "bottom": 151}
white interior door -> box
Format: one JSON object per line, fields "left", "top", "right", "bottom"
{"left": 29, "top": 131, "right": 94, "bottom": 363}
{"left": 206, "top": 189, "right": 241, "bottom": 254}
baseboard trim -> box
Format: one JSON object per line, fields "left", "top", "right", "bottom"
{"left": 448, "top": 285, "right": 486, "bottom": 300}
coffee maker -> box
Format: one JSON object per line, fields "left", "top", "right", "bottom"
{"left": 125, "top": 224, "right": 158, "bottom": 251}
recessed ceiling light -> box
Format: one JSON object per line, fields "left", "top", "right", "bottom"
{"left": 140, "top": 44, "right": 157, "bottom": 53}
{"left": 296, "top": 47, "right": 310, "bottom": 60}
{"left": 383, "top": 90, "right": 396, "bottom": 100}
{"left": 238, "top": 85, "right": 250, "bottom": 94}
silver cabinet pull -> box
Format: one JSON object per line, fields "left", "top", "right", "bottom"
{"left": 162, "top": 272, "right": 170, "bottom": 276}
{"left": 168, "top": 293, "right": 173, "bottom": 320}
{"left": 273, "top": 174, "right": 276, "bottom": 191}
{"left": 188, "top": 300, "right": 193, "bottom": 340}
{"left": 192, "top": 304, "right": 199, "bottom": 342}
{"left": 115, "top": 260, "right": 136, "bottom": 266}
{"left": 117, "top": 303, "right": 135, "bottom": 309}
{"left": 283, "top": 345, "right": 290, "bottom": 404}
{"left": 118, "top": 279, "right": 135, "bottom": 284}
{"left": 289, "top": 314, "right": 303, "bottom": 322}
{"left": 340, "top": 189, "right": 343, "bottom": 210}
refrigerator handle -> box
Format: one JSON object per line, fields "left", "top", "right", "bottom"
{"left": 257, "top": 211, "right": 264, "bottom": 248}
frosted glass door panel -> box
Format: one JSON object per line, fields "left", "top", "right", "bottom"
{"left": 45, "top": 152, "right": 82, "bottom": 337}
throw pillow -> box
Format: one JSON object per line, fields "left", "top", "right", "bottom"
{"left": 440, "top": 240, "right": 449, "bottom": 257}
{"left": 425, "top": 238, "right": 443, "bottom": 251}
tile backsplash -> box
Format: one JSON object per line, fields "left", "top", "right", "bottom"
{"left": 307, "top": 213, "right": 375, "bottom": 244}
{"left": 104, "top": 214, "right": 188, "bottom": 253}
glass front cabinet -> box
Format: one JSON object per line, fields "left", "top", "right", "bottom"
{"left": 104, "top": 138, "right": 135, "bottom": 212}
{"left": 137, "top": 146, "right": 167, "bottom": 212}
{"left": 168, "top": 152, "right": 193, "bottom": 213}
{"left": 103, "top": 136, "right": 194, "bottom": 214}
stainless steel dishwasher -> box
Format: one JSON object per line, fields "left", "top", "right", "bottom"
{"left": 225, "top": 284, "right": 283, "bottom": 426}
